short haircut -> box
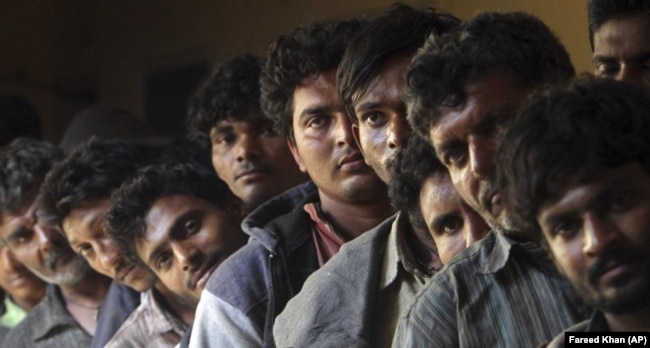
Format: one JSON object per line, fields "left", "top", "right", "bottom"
{"left": 106, "top": 163, "right": 234, "bottom": 259}
{"left": 498, "top": 76, "right": 650, "bottom": 243}
{"left": 0, "top": 138, "right": 63, "bottom": 216}
{"left": 389, "top": 135, "right": 447, "bottom": 230}
{"left": 187, "top": 53, "right": 263, "bottom": 135}
{"left": 38, "top": 137, "right": 144, "bottom": 229}
{"left": 0, "top": 96, "right": 41, "bottom": 146}
{"left": 260, "top": 18, "right": 363, "bottom": 139}
{"left": 587, "top": 0, "right": 650, "bottom": 49}
{"left": 406, "top": 11, "right": 575, "bottom": 141}
{"left": 337, "top": 4, "right": 460, "bottom": 122}
{"left": 157, "top": 133, "right": 213, "bottom": 171}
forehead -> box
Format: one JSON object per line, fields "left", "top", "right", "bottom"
{"left": 593, "top": 15, "right": 650, "bottom": 57}
{"left": 356, "top": 54, "right": 411, "bottom": 101}
{"left": 62, "top": 199, "right": 111, "bottom": 238}
{"left": 211, "top": 112, "right": 269, "bottom": 133}
{"left": 429, "top": 71, "right": 529, "bottom": 146}
{"left": 0, "top": 197, "right": 38, "bottom": 239}
{"left": 420, "top": 174, "right": 460, "bottom": 211}
{"left": 292, "top": 70, "right": 340, "bottom": 118}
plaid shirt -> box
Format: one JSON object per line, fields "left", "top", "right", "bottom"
{"left": 394, "top": 231, "right": 590, "bottom": 348}
{"left": 105, "top": 288, "right": 189, "bottom": 348}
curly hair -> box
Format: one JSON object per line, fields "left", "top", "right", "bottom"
{"left": 337, "top": 4, "right": 460, "bottom": 122}
{"left": 38, "top": 137, "right": 145, "bottom": 229}
{"left": 157, "top": 133, "right": 213, "bottom": 171}
{"left": 406, "top": 11, "right": 575, "bottom": 141}
{"left": 389, "top": 135, "right": 447, "bottom": 230}
{"left": 0, "top": 138, "right": 63, "bottom": 215}
{"left": 106, "top": 163, "right": 235, "bottom": 260}
{"left": 187, "top": 53, "right": 263, "bottom": 135}
{"left": 260, "top": 18, "right": 363, "bottom": 139}
{"left": 587, "top": 0, "right": 650, "bottom": 49}
{"left": 497, "top": 76, "right": 650, "bottom": 243}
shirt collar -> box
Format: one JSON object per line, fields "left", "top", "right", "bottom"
{"left": 33, "top": 284, "right": 83, "bottom": 341}
{"left": 380, "top": 212, "right": 429, "bottom": 289}
{"left": 146, "top": 289, "right": 189, "bottom": 337}
{"left": 479, "top": 231, "right": 555, "bottom": 275}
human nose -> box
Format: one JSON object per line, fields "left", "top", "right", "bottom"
{"left": 464, "top": 213, "right": 489, "bottom": 247}
{"left": 582, "top": 213, "right": 618, "bottom": 257}
{"left": 235, "top": 134, "right": 262, "bottom": 162}
{"left": 387, "top": 116, "right": 411, "bottom": 149}
{"left": 34, "top": 224, "right": 55, "bottom": 254}
{"left": 97, "top": 241, "right": 122, "bottom": 271}
{"left": 171, "top": 243, "right": 199, "bottom": 271}
{"left": 467, "top": 135, "right": 495, "bottom": 180}
{"left": 335, "top": 114, "right": 356, "bottom": 147}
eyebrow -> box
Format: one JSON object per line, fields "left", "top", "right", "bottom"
{"left": 145, "top": 209, "right": 197, "bottom": 265}
{"left": 298, "top": 105, "right": 336, "bottom": 120}
{"left": 354, "top": 101, "right": 383, "bottom": 114}
{"left": 211, "top": 123, "right": 234, "bottom": 135}
{"left": 593, "top": 52, "right": 650, "bottom": 62}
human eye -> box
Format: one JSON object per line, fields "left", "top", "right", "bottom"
{"left": 184, "top": 217, "right": 201, "bottom": 236}
{"left": 155, "top": 252, "right": 172, "bottom": 270}
{"left": 306, "top": 115, "right": 328, "bottom": 129}
{"left": 212, "top": 132, "right": 236, "bottom": 147}
{"left": 8, "top": 228, "right": 31, "bottom": 247}
{"left": 549, "top": 219, "right": 580, "bottom": 239}
{"left": 359, "top": 111, "right": 387, "bottom": 128}
{"left": 594, "top": 61, "right": 620, "bottom": 78}
{"left": 434, "top": 215, "right": 463, "bottom": 236}
{"left": 442, "top": 147, "right": 467, "bottom": 168}
{"left": 607, "top": 190, "right": 636, "bottom": 212}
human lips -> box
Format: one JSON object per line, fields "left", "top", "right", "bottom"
{"left": 588, "top": 249, "right": 643, "bottom": 287}
{"left": 115, "top": 263, "right": 136, "bottom": 283}
{"left": 234, "top": 165, "right": 270, "bottom": 182}
{"left": 188, "top": 253, "right": 222, "bottom": 291}
{"left": 337, "top": 152, "right": 365, "bottom": 171}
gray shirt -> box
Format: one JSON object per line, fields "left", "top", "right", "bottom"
{"left": 2, "top": 284, "right": 92, "bottom": 348}
{"left": 393, "top": 231, "right": 590, "bottom": 348}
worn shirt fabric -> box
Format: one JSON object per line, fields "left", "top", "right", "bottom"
{"left": 90, "top": 281, "right": 140, "bottom": 348}
{"left": 545, "top": 311, "right": 610, "bottom": 348}
{"left": 393, "top": 231, "right": 589, "bottom": 348}
{"left": 305, "top": 202, "right": 347, "bottom": 266}
{"left": 375, "top": 213, "right": 430, "bottom": 347}
{"left": 274, "top": 212, "right": 434, "bottom": 348}
{"left": 2, "top": 284, "right": 92, "bottom": 348}
{"left": 105, "top": 288, "right": 189, "bottom": 348}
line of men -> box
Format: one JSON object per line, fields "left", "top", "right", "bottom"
{"left": 0, "top": 0, "right": 648, "bottom": 347}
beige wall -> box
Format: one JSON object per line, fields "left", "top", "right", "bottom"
{"left": 1, "top": 0, "right": 591, "bottom": 142}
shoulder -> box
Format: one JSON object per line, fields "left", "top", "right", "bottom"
{"left": 545, "top": 320, "right": 590, "bottom": 348}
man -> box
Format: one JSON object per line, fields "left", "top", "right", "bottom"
{"left": 0, "top": 245, "right": 46, "bottom": 342}
{"left": 107, "top": 162, "right": 248, "bottom": 307}
{"left": 0, "top": 138, "right": 112, "bottom": 347}
{"left": 187, "top": 53, "right": 308, "bottom": 212}
{"left": 394, "top": 12, "right": 589, "bottom": 347}
{"left": 189, "top": 18, "right": 393, "bottom": 347}
{"left": 273, "top": 6, "right": 458, "bottom": 347}
{"left": 39, "top": 137, "right": 194, "bottom": 348}
{"left": 391, "top": 136, "right": 489, "bottom": 266}
{"left": 588, "top": 0, "right": 650, "bottom": 90}
{"left": 498, "top": 77, "right": 650, "bottom": 345}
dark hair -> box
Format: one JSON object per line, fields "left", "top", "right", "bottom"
{"left": 157, "top": 133, "right": 213, "bottom": 171}
{"left": 389, "top": 135, "right": 447, "bottom": 229}
{"left": 106, "top": 163, "right": 234, "bottom": 259}
{"left": 0, "top": 138, "right": 63, "bottom": 215}
{"left": 38, "top": 137, "right": 145, "bottom": 229}
{"left": 0, "top": 96, "right": 41, "bottom": 146}
{"left": 260, "top": 18, "right": 363, "bottom": 139}
{"left": 406, "top": 11, "right": 575, "bottom": 141}
{"left": 337, "top": 4, "right": 460, "bottom": 122}
{"left": 498, "top": 76, "right": 650, "bottom": 243}
{"left": 187, "top": 53, "right": 263, "bottom": 135}
{"left": 587, "top": 0, "right": 650, "bottom": 49}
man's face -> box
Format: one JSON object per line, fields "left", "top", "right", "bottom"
{"left": 288, "top": 70, "right": 388, "bottom": 205}
{"left": 419, "top": 173, "right": 489, "bottom": 265}
{"left": 0, "top": 244, "right": 47, "bottom": 304}
{"left": 62, "top": 199, "right": 156, "bottom": 292}
{"left": 429, "top": 70, "right": 533, "bottom": 231}
{"left": 210, "top": 109, "right": 307, "bottom": 211}
{"left": 593, "top": 15, "right": 650, "bottom": 91}
{"left": 352, "top": 55, "right": 412, "bottom": 184}
{"left": 0, "top": 193, "right": 91, "bottom": 285}
{"left": 138, "top": 194, "right": 247, "bottom": 306}
{"left": 537, "top": 163, "right": 650, "bottom": 314}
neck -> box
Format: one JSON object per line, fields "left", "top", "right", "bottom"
{"left": 59, "top": 270, "right": 110, "bottom": 306}
{"left": 318, "top": 191, "right": 393, "bottom": 241}
{"left": 155, "top": 282, "right": 195, "bottom": 326}
{"left": 605, "top": 307, "right": 650, "bottom": 331}
{"left": 11, "top": 289, "right": 46, "bottom": 311}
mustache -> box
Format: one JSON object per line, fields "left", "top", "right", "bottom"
{"left": 43, "top": 247, "right": 64, "bottom": 270}
{"left": 587, "top": 247, "right": 643, "bottom": 286}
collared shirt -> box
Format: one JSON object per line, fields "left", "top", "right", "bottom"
{"left": 0, "top": 294, "right": 27, "bottom": 328}
{"left": 105, "top": 288, "right": 189, "bottom": 348}
{"left": 394, "top": 230, "right": 589, "bottom": 348}
{"left": 90, "top": 281, "right": 140, "bottom": 348}
{"left": 545, "top": 311, "right": 614, "bottom": 348}
{"left": 305, "top": 202, "right": 347, "bottom": 266}
{"left": 375, "top": 212, "right": 431, "bottom": 348}
{"left": 2, "top": 284, "right": 92, "bottom": 348}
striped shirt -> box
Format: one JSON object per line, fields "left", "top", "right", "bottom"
{"left": 393, "top": 231, "right": 590, "bottom": 348}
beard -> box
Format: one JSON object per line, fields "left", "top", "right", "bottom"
{"left": 31, "top": 252, "right": 91, "bottom": 285}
